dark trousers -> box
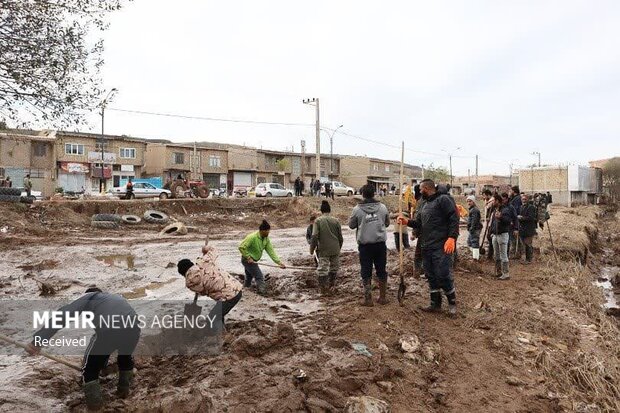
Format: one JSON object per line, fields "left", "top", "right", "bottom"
{"left": 422, "top": 247, "right": 454, "bottom": 294}
{"left": 82, "top": 328, "right": 140, "bottom": 383}
{"left": 414, "top": 239, "right": 423, "bottom": 271}
{"left": 521, "top": 236, "right": 534, "bottom": 261}
{"left": 242, "top": 258, "right": 266, "bottom": 294}
{"left": 393, "top": 233, "right": 410, "bottom": 251}
{"left": 486, "top": 230, "right": 494, "bottom": 258}
{"left": 358, "top": 242, "right": 387, "bottom": 283}
{"left": 208, "top": 291, "right": 242, "bottom": 328}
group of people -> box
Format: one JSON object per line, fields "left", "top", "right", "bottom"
{"left": 23, "top": 180, "right": 555, "bottom": 410}
{"left": 0, "top": 174, "right": 32, "bottom": 196}
{"left": 294, "top": 176, "right": 337, "bottom": 199}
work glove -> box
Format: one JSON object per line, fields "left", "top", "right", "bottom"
{"left": 444, "top": 237, "right": 456, "bottom": 254}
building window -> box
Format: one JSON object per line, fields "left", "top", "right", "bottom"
{"left": 385, "top": 164, "right": 390, "bottom": 172}
{"left": 373, "top": 163, "right": 379, "bottom": 171}
{"left": 28, "top": 169, "right": 45, "bottom": 178}
{"left": 209, "top": 155, "right": 221, "bottom": 168}
{"left": 33, "top": 143, "right": 47, "bottom": 157}
{"left": 95, "top": 142, "right": 108, "bottom": 151}
{"left": 65, "top": 143, "right": 84, "bottom": 155}
{"left": 120, "top": 148, "right": 136, "bottom": 159}
{"left": 174, "top": 152, "right": 185, "bottom": 164}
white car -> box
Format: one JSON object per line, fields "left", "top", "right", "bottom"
{"left": 331, "top": 181, "right": 355, "bottom": 196}
{"left": 108, "top": 182, "right": 171, "bottom": 199}
{"left": 255, "top": 183, "right": 293, "bottom": 197}
{"left": 18, "top": 188, "right": 43, "bottom": 200}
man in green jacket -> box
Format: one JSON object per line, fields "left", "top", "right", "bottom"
{"left": 239, "top": 220, "right": 285, "bottom": 295}
{"left": 310, "top": 201, "right": 343, "bottom": 295}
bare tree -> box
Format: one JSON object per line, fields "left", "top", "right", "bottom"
{"left": 602, "top": 158, "right": 620, "bottom": 202}
{"left": 0, "top": 0, "right": 127, "bottom": 127}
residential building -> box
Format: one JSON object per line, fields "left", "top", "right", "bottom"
{"left": 452, "top": 175, "right": 511, "bottom": 195}
{"left": 301, "top": 154, "right": 340, "bottom": 189}
{"left": 55, "top": 131, "right": 147, "bottom": 193}
{"left": 144, "top": 142, "right": 228, "bottom": 190}
{"left": 0, "top": 130, "right": 57, "bottom": 197}
{"left": 340, "top": 156, "right": 421, "bottom": 192}
{"left": 518, "top": 165, "right": 603, "bottom": 206}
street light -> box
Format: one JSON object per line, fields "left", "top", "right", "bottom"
{"left": 531, "top": 151, "right": 541, "bottom": 167}
{"left": 99, "top": 88, "right": 118, "bottom": 193}
{"left": 442, "top": 147, "right": 461, "bottom": 191}
{"left": 329, "top": 124, "right": 343, "bottom": 177}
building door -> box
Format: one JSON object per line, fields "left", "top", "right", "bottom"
{"left": 59, "top": 173, "right": 86, "bottom": 192}
{"left": 203, "top": 173, "right": 220, "bottom": 189}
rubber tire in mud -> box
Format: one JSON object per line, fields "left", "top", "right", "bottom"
{"left": 91, "top": 214, "right": 122, "bottom": 223}
{"left": 143, "top": 210, "right": 169, "bottom": 224}
{"left": 0, "top": 188, "right": 21, "bottom": 196}
{"left": 0, "top": 194, "right": 21, "bottom": 202}
{"left": 91, "top": 220, "right": 120, "bottom": 229}
{"left": 19, "top": 196, "right": 34, "bottom": 204}
{"left": 160, "top": 222, "right": 188, "bottom": 236}
{"left": 121, "top": 215, "right": 141, "bottom": 225}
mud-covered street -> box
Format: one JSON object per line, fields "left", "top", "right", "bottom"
{"left": 1, "top": 198, "right": 619, "bottom": 412}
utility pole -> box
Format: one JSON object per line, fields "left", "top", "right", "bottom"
{"left": 421, "top": 164, "right": 425, "bottom": 179}
{"left": 329, "top": 124, "right": 343, "bottom": 178}
{"left": 442, "top": 147, "right": 461, "bottom": 192}
{"left": 301, "top": 140, "right": 306, "bottom": 180}
{"left": 509, "top": 163, "right": 513, "bottom": 186}
{"left": 532, "top": 151, "right": 541, "bottom": 167}
{"left": 99, "top": 88, "right": 117, "bottom": 193}
{"left": 302, "top": 98, "right": 320, "bottom": 181}
{"left": 475, "top": 154, "right": 480, "bottom": 194}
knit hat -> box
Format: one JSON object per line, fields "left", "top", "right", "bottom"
{"left": 177, "top": 259, "right": 194, "bottom": 276}
{"left": 320, "top": 200, "right": 331, "bottom": 213}
{"left": 259, "top": 220, "right": 271, "bottom": 231}
{"left": 466, "top": 195, "right": 476, "bottom": 202}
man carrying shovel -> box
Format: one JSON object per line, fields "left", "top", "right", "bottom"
{"left": 25, "top": 287, "right": 141, "bottom": 411}
{"left": 239, "top": 220, "right": 286, "bottom": 295}
{"left": 177, "top": 238, "right": 243, "bottom": 328}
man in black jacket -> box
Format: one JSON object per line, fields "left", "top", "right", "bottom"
{"left": 518, "top": 193, "right": 537, "bottom": 263}
{"left": 491, "top": 194, "right": 513, "bottom": 280}
{"left": 398, "top": 179, "right": 459, "bottom": 316}
{"left": 508, "top": 186, "right": 522, "bottom": 258}
{"left": 466, "top": 195, "right": 482, "bottom": 260}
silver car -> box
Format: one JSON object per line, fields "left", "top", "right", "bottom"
{"left": 108, "top": 182, "right": 171, "bottom": 199}
{"left": 255, "top": 183, "right": 293, "bottom": 197}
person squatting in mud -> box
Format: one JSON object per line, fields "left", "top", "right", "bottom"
{"left": 310, "top": 200, "right": 343, "bottom": 295}
{"left": 26, "top": 288, "right": 141, "bottom": 411}
{"left": 349, "top": 184, "right": 391, "bottom": 306}
{"left": 239, "top": 220, "right": 285, "bottom": 295}
{"left": 398, "top": 179, "right": 459, "bottom": 317}
{"left": 177, "top": 238, "right": 243, "bottom": 328}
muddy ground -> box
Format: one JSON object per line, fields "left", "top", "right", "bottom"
{"left": 0, "top": 198, "right": 619, "bottom": 412}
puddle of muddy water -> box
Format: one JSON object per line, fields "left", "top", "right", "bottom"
{"left": 594, "top": 248, "right": 620, "bottom": 311}
{"left": 96, "top": 254, "right": 136, "bottom": 270}
{"left": 122, "top": 278, "right": 177, "bottom": 299}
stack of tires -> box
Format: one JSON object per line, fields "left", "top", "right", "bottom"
{"left": 91, "top": 214, "right": 122, "bottom": 229}
{"left": 0, "top": 187, "right": 21, "bottom": 203}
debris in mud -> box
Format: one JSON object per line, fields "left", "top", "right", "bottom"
{"left": 96, "top": 254, "right": 136, "bottom": 270}
{"left": 17, "top": 259, "right": 59, "bottom": 272}
{"left": 293, "top": 368, "right": 308, "bottom": 382}
{"left": 399, "top": 335, "right": 420, "bottom": 353}
{"left": 506, "top": 376, "right": 526, "bottom": 386}
{"left": 345, "top": 395, "right": 390, "bottom": 413}
{"left": 351, "top": 342, "right": 372, "bottom": 357}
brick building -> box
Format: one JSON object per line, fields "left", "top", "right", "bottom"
{"left": 340, "top": 156, "right": 421, "bottom": 192}
{"left": 518, "top": 165, "right": 603, "bottom": 206}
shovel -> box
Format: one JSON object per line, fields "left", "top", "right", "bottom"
{"left": 396, "top": 142, "right": 406, "bottom": 305}
{"left": 184, "top": 293, "right": 202, "bottom": 318}
{"left": 479, "top": 208, "right": 494, "bottom": 256}
{"left": 0, "top": 333, "right": 81, "bottom": 371}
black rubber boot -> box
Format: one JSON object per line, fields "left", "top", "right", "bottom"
{"left": 494, "top": 260, "right": 502, "bottom": 277}
{"left": 377, "top": 280, "right": 389, "bottom": 305}
{"left": 83, "top": 380, "right": 103, "bottom": 411}
{"left": 420, "top": 291, "right": 442, "bottom": 313}
{"left": 318, "top": 275, "right": 330, "bottom": 295}
{"left": 328, "top": 272, "right": 336, "bottom": 289}
{"left": 446, "top": 291, "right": 457, "bottom": 318}
{"left": 362, "top": 281, "right": 374, "bottom": 307}
{"left": 117, "top": 370, "right": 134, "bottom": 399}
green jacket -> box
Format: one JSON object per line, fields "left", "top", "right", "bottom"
{"left": 239, "top": 231, "right": 281, "bottom": 264}
{"left": 310, "top": 214, "right": 343, "bottom": 257}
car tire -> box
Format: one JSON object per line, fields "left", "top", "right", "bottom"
{"left": 91, "top": 214, "right": 122, "bottom": 223}
{"left": 266, "top": 193, "right": 273, "bottom": 197}
{"left": 287, "top": 192, "right": 293, "bottom": 197}
{"left": 0, "top": 194, "right": 21, "bottom": 202}
{"left": 159, "top": 192, "right": 169, "bottom": 200}
{"left": 347, "top": 191, "right": 353, "bottom": 196}
{"left": 121, "top": 215, "right": 142, "bottom": 225}
{"left": 159, "top": 222, "right": 188, "bottom": 236}
{"left": 143, "top": 210, "right": 169, "bottom": 224}
{"left": 91, "top": 220, "right": 119, "bottom": 229}
{"left": 0, "top": 188, "right": 22, "bottom": 196}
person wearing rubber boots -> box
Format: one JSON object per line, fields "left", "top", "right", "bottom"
{"left": 239, "top": 220, "right": 285, "bottom": 295}
{"left": 349, "top": 184, "right": 390, "bottom": 306}
{"left": 466, "top": 195, "right": 482, "bottom": 260}
{"left": 310, "top": 200, "right": 343, "bottom": 295}
{"left": 517, "top": 193, "right": 537, "bottom": 264}
{"left": 398, "top": 179, "right": 459, "bottom": 317}
{"left": 491, "top": 194, "right": 513, "bottom": 280}
{"left": 26, "top": 288, "right": 140, "bottom": 411}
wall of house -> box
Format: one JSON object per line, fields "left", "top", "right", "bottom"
{"left": 144, "top": 144, "right": 167, "bottom": 176}
{"left": 228, "top": 147, "right": 258, "bottom": 171}
{"left": 0, "top": 135, "right": 57, "bottom": 197}
{"left": 519, "top": 167, "right": 568, "bottom": 193}
{"left": 340, "top": 156, "right": 370, "bottom": 189}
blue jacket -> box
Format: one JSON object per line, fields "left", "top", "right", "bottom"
{"left": 509, "top": 196, "right": 522, "bottom": 230}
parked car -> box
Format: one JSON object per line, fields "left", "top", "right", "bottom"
{"left": 255, "top": 183, "right": 293, "bottom": 197}
{"left": 331, "top": 181, "right": 355, "bottom": 196}
{"left": 15, "top": 187, "right": 43, "bottom": 201}
{"left": 108, "top": 182, "right": 171, "bottom": 199}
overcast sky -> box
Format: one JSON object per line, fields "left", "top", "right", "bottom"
{"left": 83, "top": 0, "right": 620, "bottom": 176}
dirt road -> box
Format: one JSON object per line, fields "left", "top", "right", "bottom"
{"left": 0, "top": 199, "right": 618, "bottom": 412}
